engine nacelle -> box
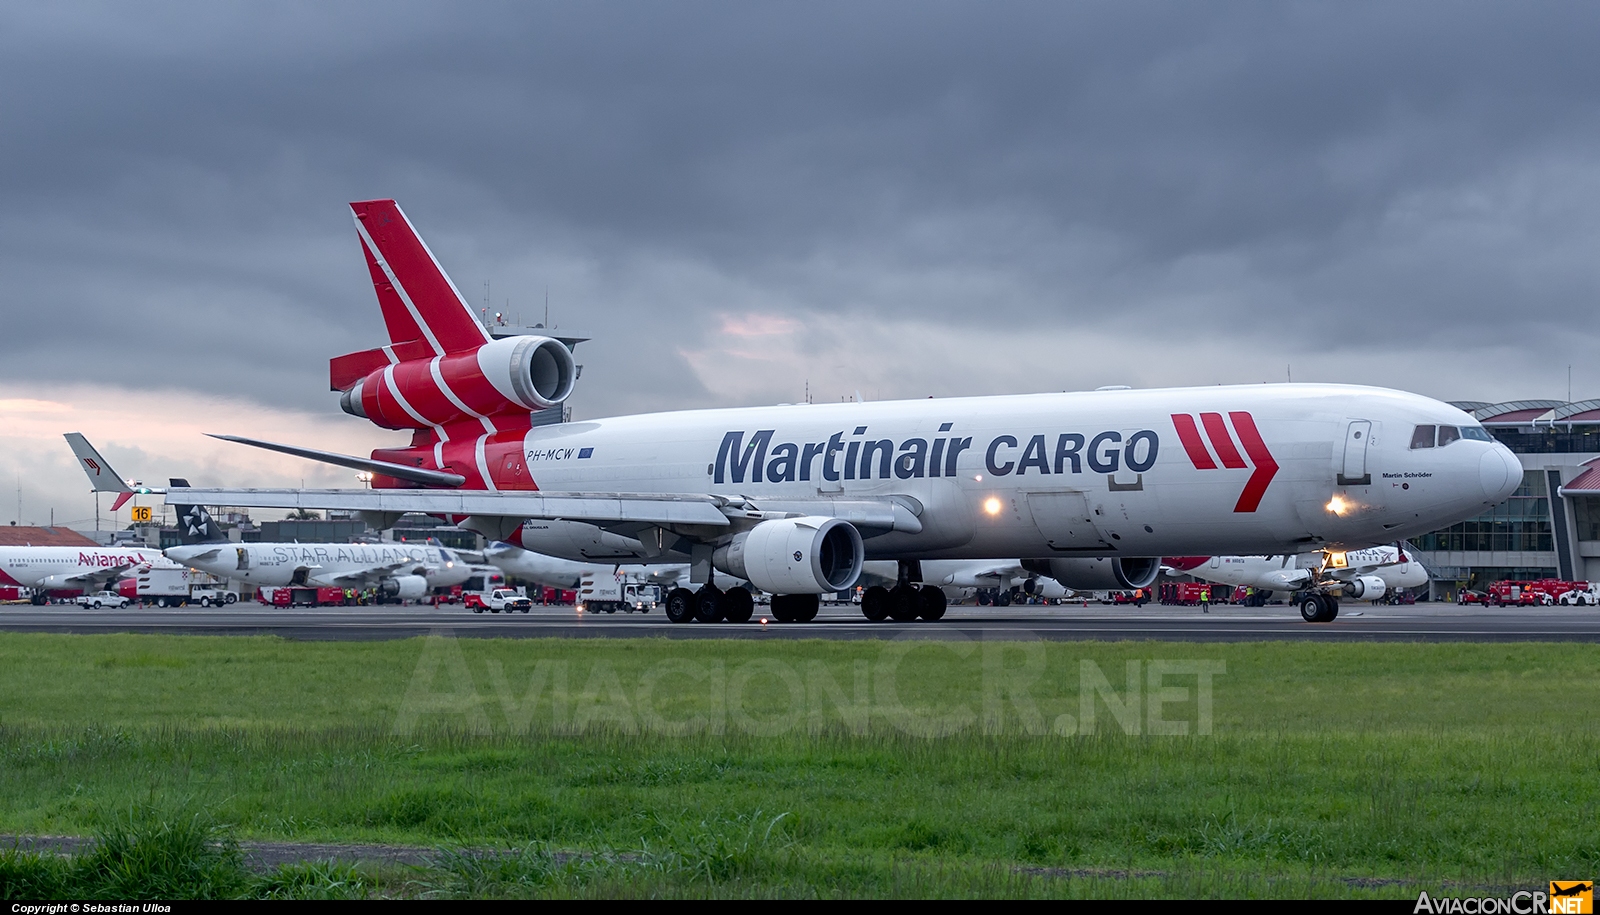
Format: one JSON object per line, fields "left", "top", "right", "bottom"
{"left": 341, "top": 335, "right": 577, "bottom": 429}
{"left": 712, "top": 516, "right": 863, "bottom": 595}
{"left": 1022, "top": 556, "right": 1161, "bottom": 591}
{"left": 380, "top": 574, "right": 429, "bottom": 600}
{"left": 1342, "top": 575, "right": 1386, "bottom": 600}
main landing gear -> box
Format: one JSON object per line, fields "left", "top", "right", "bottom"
{"left": 860, "top": 560, "right": 947, "bottom": 623}
{"left": 662, "top": 575, "right": 763, "bottom": 624}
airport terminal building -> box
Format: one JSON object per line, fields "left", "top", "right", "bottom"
{"left": 1413, "top": 400, "right": 1600, "bottom": 598}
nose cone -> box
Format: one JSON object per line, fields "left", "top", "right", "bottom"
{"left": 1479, "top": 445, "right": 1522, "bottom": 502}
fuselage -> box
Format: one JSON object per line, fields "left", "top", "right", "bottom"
{"left": 0, "top": 546, "right": 172, "bottom": 590}
{"left": 483, "top": 543, "right": 689, "bottom": 590}
{"left": 485, "top": 383, "right": 1519, "bottom": 562}
{"left": 165, "top": 541, "right": 471, "bottom": 589}
{"left": 1183, "top": 545, "right": 1430, "bottom": 593}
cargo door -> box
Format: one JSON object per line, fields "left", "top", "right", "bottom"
{"left": 1338, "top": 420, "right": 1372, "bottom": 486}
{"left": 1026, "top": 491, "right": 1113, "bottom": 552}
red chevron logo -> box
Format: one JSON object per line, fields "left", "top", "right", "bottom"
{"left": 1170, "top": 411, "right": 1279, "bottom": 513}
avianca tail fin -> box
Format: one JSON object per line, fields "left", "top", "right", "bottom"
{"left": 348, "top": 199, "right": 490, "bottom": 355}
{"left": 64, "top": 432, "right": 137, "bottom": 510}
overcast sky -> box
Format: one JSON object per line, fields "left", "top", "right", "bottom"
{"left": 4, "top": 1, "right": 1599, "bottom": 526}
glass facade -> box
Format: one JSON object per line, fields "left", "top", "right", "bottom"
{"left": 1413, "top": 471, "right": 1553, "bottom": 553}
{"left": 1571, "top": 496, "right": 1600, "bottom": 543}
{"left": 1485, "top": 427, "right": 1600, "bottom": 454}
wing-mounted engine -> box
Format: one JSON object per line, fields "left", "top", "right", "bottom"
{"left": 1338, "top": 575, "right": 1386, "bottom": 600}
{"left": 712, "top": 516, "right": 864, "bottom": 595}
{"left": 379, "top": 574, "right": 430, "bottom": 600}
{"left": 338, "top": 335, "right": 578, "bottom": 429}
{"left": 1022, "top": 556, "right": 1160, "bottom": 591}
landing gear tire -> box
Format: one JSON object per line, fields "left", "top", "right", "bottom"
{"left": 790, "top": 593, "right": 819, "bottom": 622}
{"left": 665, "top": 587, "right": 696, "bottom": 624}
{"left": 861, "top": 585, "right": 891, "bottom": 621}
{"left": 1299, "top": 594, "right": 1339, "bottom": 623}
{"left": 722, "top": 587, "right": 755, "bottom": 623}
{"left": 919, "top": 586, "right": 948, "bottom": 621}
{"left": 888, "top": 584, "right": 920, "bottom": 621}
{"left": 995, "top": 589, "right": 1013, "bottom": 607}
{"left": 771, "top": 594, "right": 796, "bottom": 622}
{"left": 693, "top": 586, "right": 724, "bottom": 623}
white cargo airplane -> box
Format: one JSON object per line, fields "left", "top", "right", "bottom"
{"left": 174, "top": 199, "right": 1523, "bottom": 625}
{"left": 1167, "top": 545, "right": 1430, "bottom": 606}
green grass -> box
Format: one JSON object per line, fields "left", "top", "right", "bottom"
{"left": 0, "top": 633, "right": 1596, "bottom": 897}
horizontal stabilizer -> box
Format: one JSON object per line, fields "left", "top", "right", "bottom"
{"left": 162, "top": 487, "right": 733, "bottom": 528}
{"left": 206, "top": 434, "right": 467, "bottom": 488}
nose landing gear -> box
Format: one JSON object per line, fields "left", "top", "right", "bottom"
{"left": 1298, "top": 592, "right": 1339, "bottom": 623}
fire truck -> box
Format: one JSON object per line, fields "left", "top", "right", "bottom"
{"left": 1486, "top": 580, "right": 1557, "bottom": 606}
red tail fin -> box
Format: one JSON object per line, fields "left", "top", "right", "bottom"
{"left": 349, "top": 200, "right": 490, "bottom": 354}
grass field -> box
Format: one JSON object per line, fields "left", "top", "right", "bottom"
{"left": 0, "top": 632, "right": 1596, "bottom": 898}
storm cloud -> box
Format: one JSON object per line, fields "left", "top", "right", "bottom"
{"left": 4, "top": 0, "right": 1599, "bottom": 447}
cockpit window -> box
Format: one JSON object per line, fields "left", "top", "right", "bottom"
{"left": 1461, "top": 426, "right": 1492, "bottom": 442}
{"left": 1437, "top": 425, "right": 1461, "bottom": 447}
{"left": 1410, "top": 425, "right": 1436, "bottom": 449}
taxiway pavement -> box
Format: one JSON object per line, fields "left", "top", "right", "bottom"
{"left": 1, "top": 601, "right": 1597, "bottom": 642}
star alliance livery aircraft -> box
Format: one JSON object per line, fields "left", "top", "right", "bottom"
{"left": 175, "top": 199, "right": 1523, "bottom": 624}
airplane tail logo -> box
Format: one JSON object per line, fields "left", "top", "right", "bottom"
{"left": 349, "top": 199, "right": 490, "bottom": 354}
{"left": 170, "top": 482, "right": 226, "bottom": 544}
{"left": 1170, "top": 412, "right": 1279, "bottom": 513}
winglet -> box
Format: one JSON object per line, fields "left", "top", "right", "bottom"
{"left": 64, "top": 433, "right": 133, "bottom": 494}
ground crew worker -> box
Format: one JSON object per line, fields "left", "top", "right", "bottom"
{"left": 1200, "top": 586, "right": 1210, "bottom": 614}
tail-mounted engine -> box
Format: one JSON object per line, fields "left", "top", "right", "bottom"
{"left": 1022, "top": 556, "right": 1161, "bottom": 591}
{"left": 338, "top": 335, "right": 577, "bottom": 430}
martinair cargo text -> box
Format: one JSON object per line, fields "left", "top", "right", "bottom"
{"left": 177, "top": 199, "right": 1523, "bottom": 624}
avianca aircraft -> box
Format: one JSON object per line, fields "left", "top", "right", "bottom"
{"left": 0, "top": 545, "right": 169, "bottom": 604}
{"left": 176, "top": 198, "right": 1523, "bottom": 625}
{"left": 1168, "top": 545, "right": 1430, "bottom": 607}
{"left": 161, "top": 498, "right": 472, "bottom": 600}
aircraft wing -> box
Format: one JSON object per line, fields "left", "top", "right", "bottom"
{"left": 55, "top": 563, "right": 140, "bottom": 588}
{"left": 312, "top": 561, "right": 420, "bottom": 588}
{"left": 166, "top": 488, "right": 924, "bottom": 532}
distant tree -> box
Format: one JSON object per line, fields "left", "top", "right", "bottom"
{"left": 287, "top": 509, "right": 322, "bottom": 520}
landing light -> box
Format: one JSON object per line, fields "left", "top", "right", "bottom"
{"left": 1325, "top": 496, "right": 1348, "bottom": 516}
{"left": 983, "top": 497, "right": 1003, "bottom": 516}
